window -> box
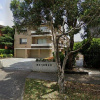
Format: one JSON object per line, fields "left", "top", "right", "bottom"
{"left": 37, "top": 39, "right": 46, "bottom": 44}
{"left": 20, "top": 38, "right": 27, "bottom": 44}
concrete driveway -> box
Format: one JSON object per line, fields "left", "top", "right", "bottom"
{"left": 0, "top": 58, "right": 35, "bottom": 100}
{"left": 0, "top": 69, "right": 30, "bottom": 100}
{"left": 1, "top": 58, "right": 36, "bottom": 71}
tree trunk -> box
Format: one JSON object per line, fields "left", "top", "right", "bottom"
{"left": 67, "top": 53, "right": 73, "bottom": 69}
{"left": 58, "top": 68, "right": 65, "bottom": 94}
{"left": 70, "top": 35, "right": 74, "bottom": 51}
{"left": 67, "top": 35, "right": 74, "bottom": 69}
{"left": 57, "top": 52, "right": 70, "bottom": 94}
{"left": 51, "top": 24, "right": 65, "bottom": 94}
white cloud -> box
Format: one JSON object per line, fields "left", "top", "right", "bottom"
{"left": 0, "top": 4, "right": 3, "bottom": 9}
{"left": 0, "top": 21, "right": 5, "bottom": 25}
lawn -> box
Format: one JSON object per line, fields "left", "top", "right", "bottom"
{"left": 24, "top": 79, "right": 100, "bottom": 100}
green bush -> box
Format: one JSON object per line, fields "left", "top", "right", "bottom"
{"left": 82, "top": 39, "right": 100, "bottom": 69}
{"left": 52, "top": 52, "right": 64, "bottom": 65}
{"left": 74, "top": 38, "right": 100, "bottom": 69}
{"left": 0, "top": 53, "right": 3, "bottom": 58}
{"left": 0, "top": 49, "right": 14, "bottom": 54}
{"left": 0, "top": 53, "right": 13, "bottom": 58}
{"left": 2, "top": 54, "right": 7, "bottom": 58}
{"left": 7, "top": 54, "right": 13, "bottom": 57}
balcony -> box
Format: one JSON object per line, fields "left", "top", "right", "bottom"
{"left": 31, "top": 43, "right": 53, "bottom": 49}
{"left": 31, "top": 29, "right": 52, "bottom": 36}
{"left": 31, "top": 34, "right": 52, "bottom": 37}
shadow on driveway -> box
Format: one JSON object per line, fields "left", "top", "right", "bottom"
{"left": 0, "top": 69, "right": 30, "bottom": 100}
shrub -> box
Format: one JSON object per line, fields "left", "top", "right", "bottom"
{"left": 74, "top": 38, "right": 100, "bottom": 69}
{"left": 0, "top": 53, "right": 3, "bottom": 58}
{"left": 36, "top": 59, "right": 39, "bottom": 62}
{"left": 0, "top": 49, "right": 14, "bottom": 54}
{"left": 7, "top": 54, "right": 13, "bottom": 58}
{"left": 52, "top": 52, "right": 64, "bottom": 65}
{"left": 3, "top": 54, "right": 7, "bottom": 58}
{"left": 82, "top": 39, "right": 100, "bottom": 69}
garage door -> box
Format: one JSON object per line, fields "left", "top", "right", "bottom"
{"left": 29, "top": 49, "right": 52, "bottom": 58}
{"left": 16, "top": 49, "right": 25, "bottom": 58}
{"left": 30, "top": 50, "right": 39, "bottom": 58}
{"left": 40, "top": 49, "right": 51, "bottom": 58}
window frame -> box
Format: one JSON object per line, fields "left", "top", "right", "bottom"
{"left": 37, "top": 39, "right": 47, "bottom": 44}
{"left": 20, "top": 38, "right": 27, "bottom": 44}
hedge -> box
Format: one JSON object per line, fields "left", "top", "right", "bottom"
{"left": 0, "top": 49, "right": 14, "bottom": 54}
{"left": 74, "top": 38, "right": 100, "bottom": 69}
{"left": 82, "top": 39, "right": 100, "bottom": 69}
{"left": 0, "top": 54, "right": 13, "bottom": 58}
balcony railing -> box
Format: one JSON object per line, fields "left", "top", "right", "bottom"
{"left": 31, "top": 43, "right": 53, "bottom": 47}
{"left": 31, "top": 29, "right": 52, "bottom": 35}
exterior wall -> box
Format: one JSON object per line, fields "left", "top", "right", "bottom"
{"left": 14, "top": 29, "right": 32, "bottom": 48}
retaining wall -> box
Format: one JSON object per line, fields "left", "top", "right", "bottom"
{"left": 33, "top": 62, "right": 57, "bottom": 72}
{"left": 0, "top": 60, "right": 3, "bottom": 68}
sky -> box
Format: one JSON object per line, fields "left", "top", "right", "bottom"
{"left": 0, "top": 0, "right": 13, "bottom": 27}
{"left": 0, "top": 0, "right": 83, "bottom": 41}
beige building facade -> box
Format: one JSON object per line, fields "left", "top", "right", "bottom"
{"left": 14, "top": 24, "right": 68, "bottom": 58}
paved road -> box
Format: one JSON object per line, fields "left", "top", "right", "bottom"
{"left": 0, "top": 69, "right": 30, "bottom": 100}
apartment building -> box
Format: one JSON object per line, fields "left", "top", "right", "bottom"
{"left": 14, "top": 23, "right": 68, "bottom": 58}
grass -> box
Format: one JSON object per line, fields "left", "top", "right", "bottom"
{"left": 24, "top": 79, "right": 100, "bottom": 100}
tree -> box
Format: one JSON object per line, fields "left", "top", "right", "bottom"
{"left": 0, "top": 34, "right": 13, "bottom": 47}
{"left": 0, "top": 26, "right": 14, "bottom": 49}
{"left": 1, "top": 26, "right": 14, "bottom": 38}
{"left": 10, "top": 0, "right": 100, "bottom": 93}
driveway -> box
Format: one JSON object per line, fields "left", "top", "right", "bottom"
{"left": 0, "top": 58, "right": 35, "bottom": 100}
{"left": 0, "top": 69, "right": 30, "bottom": 100}
{"left": 1, "top": 58, "right": 36, "bottom": 71}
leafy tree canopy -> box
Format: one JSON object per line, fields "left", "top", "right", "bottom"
{"left": 10, "top": 0, "right": 100, "bottom": 93}
{"left": 1, "top": 26, "right": 15, "bottom": 37}
{"left": 10, "top": 0, "right": 100, "bottom": 35}
{"left": 0, "top": 34, "right": 13, "bottom": 46}
{"left": 0, "top": 26, "right": 14, "bottom": 47}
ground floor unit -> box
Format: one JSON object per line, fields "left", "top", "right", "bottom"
{"left": 14, "top": 49, "right": 53, "bottom": 58}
